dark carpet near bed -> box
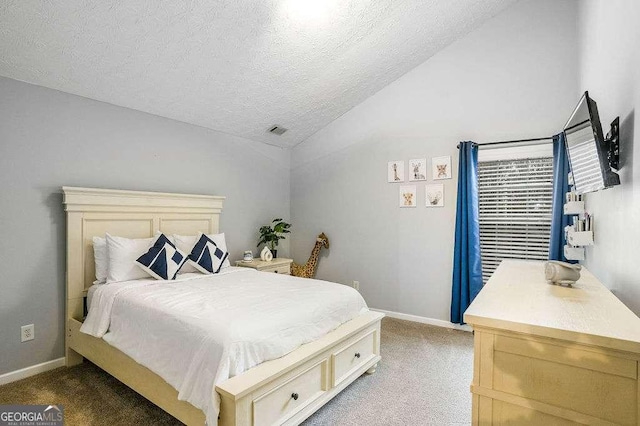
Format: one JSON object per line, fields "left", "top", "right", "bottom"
{"left": 0, "top": 317, "right": 473, "bottom": 425}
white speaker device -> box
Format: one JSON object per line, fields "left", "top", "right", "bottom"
{"left": 544, "top": 261, "right": 582, "bottom": 286}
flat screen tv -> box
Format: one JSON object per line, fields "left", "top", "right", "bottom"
{"left": 563, "top": 91, "right": 620, "bottom": 194}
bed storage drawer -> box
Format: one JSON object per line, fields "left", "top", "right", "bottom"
{"left": 331, "top": 329, "right": 376, "bottom": 386}
{"left": 252, "top": 359, "right": 328, "bottom": 426}
{"left": 217, "top": 312, "right": 383, "bottom": 426}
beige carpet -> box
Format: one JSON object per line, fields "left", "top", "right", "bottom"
{"left": 0, "top": 318, "right": 473, "bottom": 425}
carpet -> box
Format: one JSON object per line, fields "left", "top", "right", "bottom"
{"left": 0, "top": 317, "right": 473, "bottom": 425}
{"left": 303, "top": 317, "right": 474, "bottom": 425}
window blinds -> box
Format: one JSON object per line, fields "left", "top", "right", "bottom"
{"left": 477, "top": 157, "right": 554, "bottom": 283}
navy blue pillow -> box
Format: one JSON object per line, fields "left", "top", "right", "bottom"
{"left": 136, "top": 234, "right": 188, "bottom": 280}
{"left": 188, "top": 234, "right": 229, "bottom": 274}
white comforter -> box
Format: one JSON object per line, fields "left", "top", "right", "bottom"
{"left": 81, "top": 267, "right": 368, "bottom": 425}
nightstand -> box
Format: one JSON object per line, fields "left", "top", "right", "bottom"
{"left": 235, "top": 258, "right": 293, "bottom": 275}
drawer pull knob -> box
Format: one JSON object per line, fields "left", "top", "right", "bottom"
{"left": 291, "top": 393, "right": 299, "bottom": 401}
{"left": 355, "top": 352, "right": 361, "bottom": 358}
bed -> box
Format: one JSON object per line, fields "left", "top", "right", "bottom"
{"left": 63, "top": 187, "right": 383, "bottom": 426}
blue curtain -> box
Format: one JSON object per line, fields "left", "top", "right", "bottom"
{"left": 451, "top": 141, "right": 483, "bottom": 324}
{"left": 549, "top": 133, "right": 573, "bottom": 261}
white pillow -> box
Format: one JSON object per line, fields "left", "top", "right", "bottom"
{"left": 173, "top": 233, "right": 231, "bottom": 273}
{"left": 106, "top": 233, "right": 156, "bottom": 283}
{"left": 92, "top": 236, "right": 108, "bottom": 284}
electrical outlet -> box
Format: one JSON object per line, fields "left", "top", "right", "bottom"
{"left": 353, "top": 281, "right": 360, "bottom": 291}
{"left": 21, "top": 324, "right": 34, "bottom": 342}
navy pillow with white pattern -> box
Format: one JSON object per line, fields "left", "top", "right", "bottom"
{"left": 136, "top": 234, "right": 188, "bottom": 280}
{"left": 188, "top": 233, "right": 229, "bottom": 274}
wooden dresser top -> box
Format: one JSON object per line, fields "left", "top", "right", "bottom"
{"left": 464, "top": 260, "right": 640, "bottom": 354}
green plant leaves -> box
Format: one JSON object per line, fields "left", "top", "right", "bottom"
{"left": 257, "top": 218, "right": 291, "bottom": 248}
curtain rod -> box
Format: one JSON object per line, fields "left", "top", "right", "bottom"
{"left": 456, "top": 136, "right": 554, "bottom": 149}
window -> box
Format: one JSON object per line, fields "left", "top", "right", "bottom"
{"left": 477, "top": 151, "right": 554, "bottom": 283}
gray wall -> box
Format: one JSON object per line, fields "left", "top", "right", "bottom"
{"left": 292, "top": 137, "right": 459, "bottom": 320}
{"left": 578, "top": 0, "right": 640, "bottom": 314}
{"left": 0, "top": 77, "right": 290, "bottom": 375}
{"left": 291, "top": 0, "right": 580, "bottom": 321}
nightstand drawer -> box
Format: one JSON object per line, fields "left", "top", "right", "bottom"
{"left": 235, "top": 258, "right": 292, "bottom": 275}
{"left": 260, "top": 264, "right": 291, "bottom": 274}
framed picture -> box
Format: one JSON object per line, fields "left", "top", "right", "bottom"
{"left": 387, "top": 161, "right": 405, "bottom": 183}
{"left": 432, "top": 156, "right": 452, "bottom": 180}
{"left": 408, "top": 158, "right": 427, "bottom": 181}
{"left": 399, "top": 185, "right": 417, "bottom": 208}
{"left": 426, "top": 184, "right": 444, "bottom": 207}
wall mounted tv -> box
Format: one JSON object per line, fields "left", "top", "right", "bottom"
{"left": 563, "top": 91, "right": 620, "bottom": 194}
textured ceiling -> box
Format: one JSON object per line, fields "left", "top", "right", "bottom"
{"left": 0, "top": 0, "right": 516, "bottom": 148}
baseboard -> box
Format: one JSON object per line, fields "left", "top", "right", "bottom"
{"left": 371, "top": 308, "right": 472, "bottom": 332}
{"left": 0, "top": 358, "right": 65, "bottom": 386}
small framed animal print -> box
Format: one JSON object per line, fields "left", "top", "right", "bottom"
{"left": 399, "top": 185, "right": 417, "bottom": 208}
{"left": 432, "top": 156, "right": 452, "bottom": 180}
{"left": 426, "top": 184, "right": 444, "bottom": 207}
{"left": 408, "top": 159, "right": 427, "bottom": 181}
{"left": 388, "top": 161, "right": 405, "bottom": 183}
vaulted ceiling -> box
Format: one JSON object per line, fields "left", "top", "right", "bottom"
{"left": 0, "top": 0, "right": 516, "bottom": 148}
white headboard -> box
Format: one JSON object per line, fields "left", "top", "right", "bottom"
{"left": 62, "top": 186, "right": 225, "bottom": 322}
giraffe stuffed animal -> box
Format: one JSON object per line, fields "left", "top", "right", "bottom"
{"left": 291, "top": 233, "right": 330, "bottom": 279}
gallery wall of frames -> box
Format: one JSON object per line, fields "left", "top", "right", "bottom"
{"left": 388, "top": 156, "right": 451, "bottom": 208}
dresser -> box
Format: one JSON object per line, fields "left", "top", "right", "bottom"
{"left": 235, "top": 258, "right": 293, "bottom": 275}
{"left": 464, "top": 260, "right": 640, "bottom": 425}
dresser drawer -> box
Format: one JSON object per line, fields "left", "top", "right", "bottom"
{"left": 331, "top": 330, "right": 376, "bottom": 386}
{"left": 260, "top": 264, "right": 290, "bottom": 275}
{"left": 252, "top": 359, "right": 327, "bottom": 426}
{"left": 492, "top": 334, "right": 638, "bottom": 424}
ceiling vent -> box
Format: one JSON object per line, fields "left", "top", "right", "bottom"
{"left": 268, "top": 125, "right": 288, "bottom": 136}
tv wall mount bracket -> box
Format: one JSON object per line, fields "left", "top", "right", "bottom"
{"left": 605, "top": 117, "right": 620, "bottom": 170}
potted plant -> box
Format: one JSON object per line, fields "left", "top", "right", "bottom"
{"left": 257, "top": 218, "right": 291, "bottom": 258}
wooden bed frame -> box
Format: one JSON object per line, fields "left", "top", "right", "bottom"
{"left": 63, "top": 187, "right": 383, "bottom": 426}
